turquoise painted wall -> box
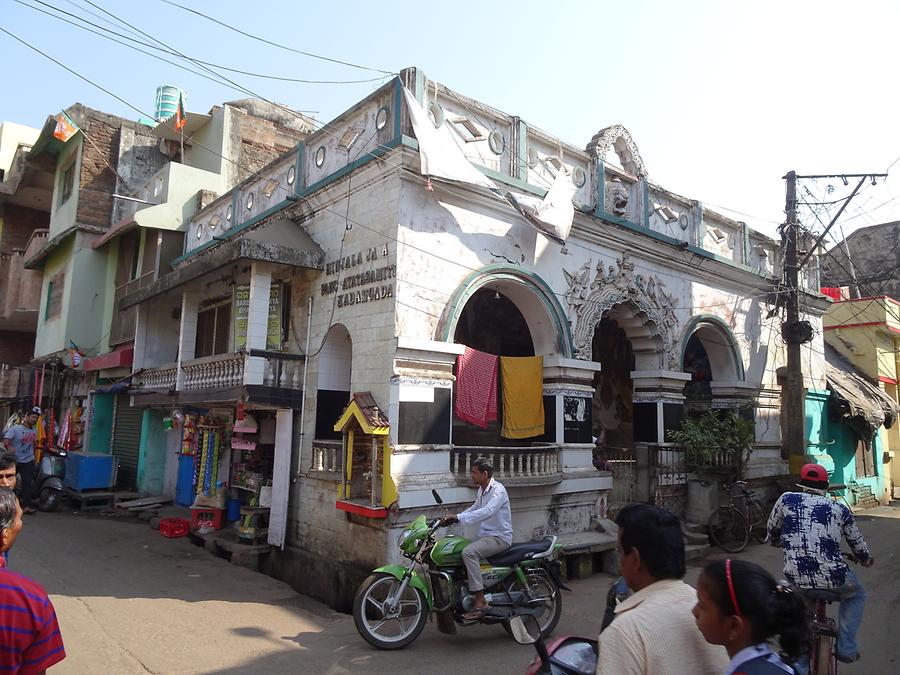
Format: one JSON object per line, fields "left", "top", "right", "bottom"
{"left": 805, "top": 388, "right": 885, "bottom": 502}
{"left": 88, "top": 393, "right": 114, "bottom": 453}
{"left": 137, "top": 409, "right": 167, "bottom": 495}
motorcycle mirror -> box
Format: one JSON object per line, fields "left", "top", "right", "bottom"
{"left": 431, "top": 489, "right": 443, "bottom": 505}
{"left": 508, "top": 614, "right": 541, "bottom": 645}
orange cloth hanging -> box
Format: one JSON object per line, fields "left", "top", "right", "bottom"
{"left": 500, "top": 356, "right": 545, "bottom": 439}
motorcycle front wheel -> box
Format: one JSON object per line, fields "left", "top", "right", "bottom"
{"left": 353, "top": 572, "right": 429, "bottom": 650}
{"left": 38, "top": 487, "right": 62, "bottom": 512}
{"left": 501, "top": 570, "right": 562, "bottom": 639}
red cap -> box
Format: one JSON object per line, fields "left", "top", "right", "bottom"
{"left": 800, "top": 463, "right": 829, "bottom": 484}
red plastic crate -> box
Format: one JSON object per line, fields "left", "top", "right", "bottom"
{"left": 159, "top": 518, "right": 189, "bottom": 538}
{"left": 190, "top": 507, "right": 224, "bottom": 531}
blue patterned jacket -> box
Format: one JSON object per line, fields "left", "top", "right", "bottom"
{"left": 767, "top": 490, "right": 870, "bottom": 589}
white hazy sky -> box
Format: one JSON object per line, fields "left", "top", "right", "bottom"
{"left": 2, "top": 0, "right": 899, "bottom": 241}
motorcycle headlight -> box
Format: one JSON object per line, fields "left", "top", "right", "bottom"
{"left": 398, "top": 529, "right": 412, "bottom": 547}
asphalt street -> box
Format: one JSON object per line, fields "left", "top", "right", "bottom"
{"left": 11, "top": 502, "right": 900, "bottom": 674}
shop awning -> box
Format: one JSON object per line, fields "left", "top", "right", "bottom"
{"left": 82, "top": 346, "right": 134, "bottom": 372}
{"left": 825, "top": 343, "right": 900, "bottom": 439}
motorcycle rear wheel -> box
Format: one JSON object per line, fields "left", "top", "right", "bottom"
{"left": 38, "top": 487, "right": 62, "bottom": 512}
{"left": 501, "top": 571, "right": 562, "bottom": 639}
{"left": 353, "top": 572, "right": 428, "bottom": 650}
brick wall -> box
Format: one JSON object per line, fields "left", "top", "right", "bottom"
{"left": 75, "top": 117, "right": 120, "bottom": 228}
{"left": 234, "top": 113, "right": 307, "bottom": 183}
{"left": 0, "top": 205, "right": 48, "bottom": 253}
{"left": 0, "top": 330, "right": 35, "bottom": 365}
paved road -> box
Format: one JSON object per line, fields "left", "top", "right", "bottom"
{"left": 11, "top": 503, "right": 900, "bottom": 674}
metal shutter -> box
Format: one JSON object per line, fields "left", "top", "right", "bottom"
{"left": 111, "top": 394, "right": 142, "bottom": 489}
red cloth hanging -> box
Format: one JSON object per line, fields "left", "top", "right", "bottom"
{"left": 455, "top": 347, "right": 498, "bottom": 428}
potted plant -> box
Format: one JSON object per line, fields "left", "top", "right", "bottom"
{"left": 668, "top": 409, "right": 755, "bottom": 480}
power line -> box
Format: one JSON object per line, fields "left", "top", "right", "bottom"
{"left": 17, "top": 0, "right": 389, "bottom": 85}
{"left": 157, "top": 0, "right": 395, "bottom": 76}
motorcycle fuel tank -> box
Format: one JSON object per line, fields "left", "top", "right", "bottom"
{"left": 429, "top": 535, "right": 471, "bottom": 566}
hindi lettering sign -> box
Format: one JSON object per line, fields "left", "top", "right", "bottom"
{"left": 234, "top": 282, "right": 282, "bottom": 351}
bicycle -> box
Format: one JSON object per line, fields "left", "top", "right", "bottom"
{"left": 707, "top": 480, "right": 769, "bottom": 553}
{"left": 798, "top": 553, "right": 863, "bottom": 675}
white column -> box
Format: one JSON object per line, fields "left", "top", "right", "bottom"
{"left": 175, "top": 289, "right": 199, "bottom": 391}
{"left": 243, "top": 262, "right": 272, "bottom": 385}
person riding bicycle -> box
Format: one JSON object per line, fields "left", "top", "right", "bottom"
{"left": 767, "top": 463, "right": 873, "bottom": 669}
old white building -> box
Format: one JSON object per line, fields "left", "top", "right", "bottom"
{"left": 123, "top": 67, "right": 827, "bottom": 608}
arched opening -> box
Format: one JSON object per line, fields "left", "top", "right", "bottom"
{"left": 454, "top": 288, "right": 534, "bottom": 357}
{"left": 314, "top": 324, "right": 352, "bottom": 441}
{"left": 452, "top": 287, "right": 541, "bottom": 446}
{"left": 592, "top": 316, "right": 635, "bottom": 448}
{"left": 682, "top": 333, "right": 713, "bottom": 415}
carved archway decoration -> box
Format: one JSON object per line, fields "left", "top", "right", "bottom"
{"left": 564, "top": 253, "right": 679, "bottom": 369}
{"left": 585, "top": 124, "right": 647, "bottom": 177}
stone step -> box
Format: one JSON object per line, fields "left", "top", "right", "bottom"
{"left": 685, "top": 542, "right": 710, "bottom": 561}
{"left": 682, "top": 527, "right": 710, "bottom": 546}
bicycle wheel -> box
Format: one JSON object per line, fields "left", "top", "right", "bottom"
{"left": 748, "top": 499, "right": 769, "bottom": 544}
{"left": 707, "top": 506, "right": 749, "bottom": 552}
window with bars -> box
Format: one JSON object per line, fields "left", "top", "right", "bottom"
{"left": 45, "top": 271, "right": 64, "bottom": 320}
{"left": 195, "top": 303, "right": 232, "bottom": 358}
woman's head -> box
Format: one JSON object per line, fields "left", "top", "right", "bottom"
{"left": 693, "top": 559, "right": 807, "bottom": 659}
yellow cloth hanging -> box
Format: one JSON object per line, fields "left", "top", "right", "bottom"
{"left": 500, "top": 356, "right": 544, "bottom": 439}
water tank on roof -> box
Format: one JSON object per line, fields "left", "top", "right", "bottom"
{"left": 155, "top": 85, "right": 185, "bottom": 122}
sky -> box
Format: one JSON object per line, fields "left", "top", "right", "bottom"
{"left": 2, "top": 0, "right": 899, "bottom": 241}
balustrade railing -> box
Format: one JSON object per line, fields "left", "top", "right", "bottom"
{"left": 181, "top": 353, "right": 244, "bottom": 390}
{"left": 311, "top": 439, "right": 342, "bottom": 474}
{"left": 134, "top": 363, "right": 177, "bottom": 390}
{"left": 450, "top": 446, "right": 562, "bottom": 485}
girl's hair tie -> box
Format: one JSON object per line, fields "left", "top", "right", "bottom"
{"left": 725, "top": 559, "right": 743, "bottom": 617}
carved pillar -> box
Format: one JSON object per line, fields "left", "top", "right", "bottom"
{"left": 542, "top": 355, "right": 601, "bottom": 467}
{"left": 630, "top": 370, "right": 691, "bottom": 444}
{"left": 710, "top": 381, "right": 761, "bottom": 412}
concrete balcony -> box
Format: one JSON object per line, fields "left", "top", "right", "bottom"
{"left": 109, "top": 272, "right": 155, "bottom": 346}
{"left": 0, "top": 366, "right": 24, "bottom": 399}
{"left": 0, "top": 245, "right": 43, "bottom": 331}
{"left": 133, "top": 350, "right": 305, "bottom": 409}
{"left": 450, "top": 445, "right": 563, "bottom": 486}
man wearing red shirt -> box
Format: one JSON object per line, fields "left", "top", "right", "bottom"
{"left": 0, "top": 487, "right": 66, "bottom": 673}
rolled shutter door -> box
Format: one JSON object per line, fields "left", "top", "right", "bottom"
{"left": 112, "top": 394, "right": 142, "bottom": 489}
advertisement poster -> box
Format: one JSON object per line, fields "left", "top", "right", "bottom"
{"left": 233, "top": 283, "right": 282, "bottom": 350}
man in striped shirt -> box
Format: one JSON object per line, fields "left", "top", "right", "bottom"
{"left": 0, "top": 487, "right": 66, "bottom": 673}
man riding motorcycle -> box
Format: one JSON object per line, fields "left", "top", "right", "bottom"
{"left": 440, "top": 457, "right": 512, "bottom": 621}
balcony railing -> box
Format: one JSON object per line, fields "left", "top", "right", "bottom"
{"left": 450, "top": 445, "right": 562, "bottom": 486}
{"left": 181, "top": 353, "right": 244, "bottom": 390}
{"left": 310, "top": 439, "right": 342, "bottom": 475}
{"left": 23, "top": 229, "right": 49, "bottom": 264}
{"left": 133, "top": 363, "right": 177, "bottom": 391}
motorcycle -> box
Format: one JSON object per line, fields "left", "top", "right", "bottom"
{"left": 352, "top": 488, "right": 570, "bottom": 650}
{"left": 18, "top": 449, "right": 67, "bottom": 512}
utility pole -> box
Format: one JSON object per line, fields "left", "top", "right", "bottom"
{"left": 780, "top": 171, "right": 888, "bottom": 474}
{"left": 782, "top": 171, "right": 805, "bottom": 472}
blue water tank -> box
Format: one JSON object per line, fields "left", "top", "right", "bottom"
{"left": 155, "top": 85, "right": 186, "bottom": 122}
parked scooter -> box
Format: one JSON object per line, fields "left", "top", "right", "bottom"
{"left": 18, "top": 449, "right": 67, "bottom": 511}
{"left": 352, "top": 488, "right": 569, "bottom": 650}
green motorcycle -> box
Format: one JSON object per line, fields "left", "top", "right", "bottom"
{"left": 353, "top": 489, "right": 569, "bottom": 650}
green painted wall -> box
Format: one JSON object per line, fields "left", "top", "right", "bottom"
{"left": 88, "top": 393, "right": 114, "bottom": 453}
{"left": 34, "top": 237, "right": 73, "bottom": 357}
{"left": 137, "top": 409, "right": 167, "bottom": 495}
{"left": 48, "top": 137, "right": 82, "bottom": 239}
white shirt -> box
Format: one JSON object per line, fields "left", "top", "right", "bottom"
{"left": 457, "top": 477, "right": 512, "bottom": 545}
{"left": 596, "top": 579, "right": 728, "bottom": 675}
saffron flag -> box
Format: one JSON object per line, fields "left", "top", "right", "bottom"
{"left": 174, "top": 94, "right": 186, "bottom": 131}
{"left": 52, "top": 112, "right": 79, "bottom": 142}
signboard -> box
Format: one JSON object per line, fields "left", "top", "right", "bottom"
{"left": 234, "top": 282, "right": 282, "bottom": 351}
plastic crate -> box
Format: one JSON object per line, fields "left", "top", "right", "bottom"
{"left": 159, "top": 518, "right": 189, "bottom": 538}
{"left": 190, "top": 507, "right": 224, "bottom": 532}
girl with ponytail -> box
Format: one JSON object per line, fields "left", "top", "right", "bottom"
{"left": 693, "top": 559, "right": 808, "bottom": 674}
